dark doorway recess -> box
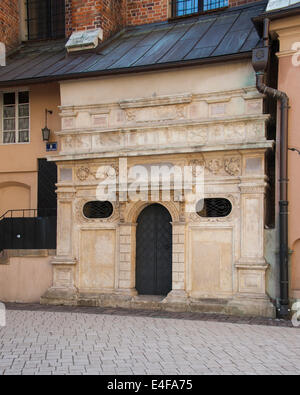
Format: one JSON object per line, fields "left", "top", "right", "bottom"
{"left": 38, "top": 158, "right": 57, "bottom": 217}
{"left": 136, "top": 204, "right": 172, "bottom": 296}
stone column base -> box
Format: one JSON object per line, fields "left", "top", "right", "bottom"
{"left": 115, "top": 288, "right": 138, "bottom": 296}
{"left": 162, "top": 290, "right": 189, "bottom": 312}
{"left": 227, "top": 295, "right": 276, "bottom": 318}
{"left": 41, "top": 287, "right": 78, "bottom": 306}
{"left": 163, "top": 290, "right": 188, "bottom": 303}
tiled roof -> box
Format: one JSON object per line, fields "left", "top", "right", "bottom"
{"left": 0, "top": 1, "right": 267, "bottom": 86}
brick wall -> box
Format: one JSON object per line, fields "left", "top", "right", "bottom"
{"left": 0, "top": 0, "right": 19, "bottom": 52}
{"left": 66, "top": 0, "right": 127, "bottom": 40}
{"left": 66, "top": 0, "right": 263, "bottom": 38}
{"left": 126, "top": 0, "right": 263, "bottom": 27}
{"left": 229, "top": 0, "right": 261, "bottom": 8}
{"left": 126, "top": 0, "right": 169, "bottom": 26}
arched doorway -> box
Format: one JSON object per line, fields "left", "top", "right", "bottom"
{"left": 136, "top": 204, "right": 172, "bottom": 296}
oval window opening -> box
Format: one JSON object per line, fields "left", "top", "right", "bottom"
{"left": 197, "top": 198, "right": 232, "bottom": 218}
{"left": 83, "top": 201, "right": 113, "bottom": 219}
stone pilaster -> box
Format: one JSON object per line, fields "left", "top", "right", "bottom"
{"left": 116, "top": 223, "right": 138, "bottom": 296}
{"left": 41, "top": 187, "right": 78, "bottom": 304}
{"left": 230, "top": 170, "right": 275, "bottom": 317}
{"left": 164, "top": 221, "right": 188, "bottom": 302}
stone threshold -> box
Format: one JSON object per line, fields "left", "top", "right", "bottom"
{"left": 5, "top": 302, "right": 295, "bottom": 328}
{"left": 40, "top": 291, "right": 276, "bottom": 318}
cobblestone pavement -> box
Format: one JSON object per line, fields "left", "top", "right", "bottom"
{"left": 0, "top": 306, "right": 300, "bottom": 375}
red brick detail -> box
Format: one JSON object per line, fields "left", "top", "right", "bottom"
{"left": 66, "top": 0, "right": 127, "bottom": 40}
{"left": 126, "top": 0, "right": 169, "bottom": 26}
{"left": 229, "top": 0, "right": 261, "bottom": 8}
{"left": 66, "top": 0, "right": 263, "bottom": 41}
{"left": 0, "top": 0, "right": 19, "bottom": 52}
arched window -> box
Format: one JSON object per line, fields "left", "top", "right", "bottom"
{"left": 83, "top": 201, "right": 113, "bottom": 219}
{"left": 197, "top": 198, "right": 232, "bottom": 218}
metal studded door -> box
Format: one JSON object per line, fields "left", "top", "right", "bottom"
{"left": 136, "top": 204, "right": 172, "bottom": 296}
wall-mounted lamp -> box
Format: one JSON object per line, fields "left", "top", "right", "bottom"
{"left": 42, "top": 109, "right": 53, "bottom": 142}
{"left": 288, "top": 148, "right": 300, "bottom": 155}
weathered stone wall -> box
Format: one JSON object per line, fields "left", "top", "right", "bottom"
{"left": 41, "top": 61, "right": 275, "bottom": 317}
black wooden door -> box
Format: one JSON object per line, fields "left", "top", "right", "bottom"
{"left": 136, "top": 204, "right": 172, "bottom": 296}
{"left": 38, "top": 158, "right": 57, "bottom": 216}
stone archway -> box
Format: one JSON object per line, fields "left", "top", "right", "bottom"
{"left": 117, "top": 199, "right": 186, "bottom": 299}
{"left": 124, "top": 200, "right": 180, "bottom": 224}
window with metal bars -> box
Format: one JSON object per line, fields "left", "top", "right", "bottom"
{"left": 197, "top": 198, "right": 232, "bottom": 218}
{"left": 83, "top": 201, "right": 114, "bottom": 219}
{"left": 26, "top": 0, "right": 65, "bottom": 40}
{"left": 172, "top": 0, "right": 228, "bottom": 17}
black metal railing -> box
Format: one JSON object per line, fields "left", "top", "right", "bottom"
{"left": 0, "top": 208, "right": 57, "bottom": 251}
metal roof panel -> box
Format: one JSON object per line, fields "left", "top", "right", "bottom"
{"left": 0, "top": 1, "right": 268, "bottom": 85}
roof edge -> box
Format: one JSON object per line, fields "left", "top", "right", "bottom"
{"left": 253, "top": 4, "right": 300, "bottom": 36}
{"left": 0, "top": 52, "right": 252, "bottom": 88}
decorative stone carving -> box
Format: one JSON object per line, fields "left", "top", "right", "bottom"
{"left": 224, "top": 157, "right": 241, "bottom": 176}
{"left": 189, "top": 158, "right": 205, "bottom": 177}
{"left": 206, "top": 159, "right": 223, "bottom": 175}
{"left": 176, "top": 104, "right": 186, "bottom": 119}
{"left": 76, "top": 166, "right": 90, "bottom": 181}
{"left": 125, "top": 200, "right": 180, "bottom": 223}
{"left": 62, "top": 135, "right": 74, "bottom": 151}
{"left": 209, "top": 124, "right": 224, "bottom": 141}
{"left": 126, "top": 110, "right": 136, "bottom": 122}
{"left": 225, "top": 122, "right": 245, "bottom": 140}
{"left": 188, "top": 127, "right": 208, "bottom": 144}
{"left": 94, "top": 164, "right": 119, "bottom": 181}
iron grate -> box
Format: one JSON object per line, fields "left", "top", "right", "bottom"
{"left": 197, "top": 198, "right": 232, "bottom": 218}
{"left": 83, "top": 201, "right": 113, "bottom": 219}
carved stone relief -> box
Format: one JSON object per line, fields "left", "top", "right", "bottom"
{"left": 206, "top": 159, "right": 223, "bottom": 175}
{"left": 224, "top": 157, "right": 241, "bottom": 177}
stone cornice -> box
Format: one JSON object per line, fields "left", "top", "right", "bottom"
{"left": 119, "top": 94, "right": 192, "bottom": 109}
{"left": 48, "top": 141, "right": 273, "bottom": 162}
{"left": 58, "top": 87, "right": 261, "bottom": 113}
{"left": 56, "top": 114, "right": 270, "bottom": 136}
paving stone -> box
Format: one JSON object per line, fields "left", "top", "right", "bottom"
{"left": 0, "top": 307, "right": 300, "bottom": 375}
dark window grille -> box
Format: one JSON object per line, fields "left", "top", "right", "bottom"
{"left": 197, "top": 198, "right": 232, "bottom": 218}
{"left": 83, "top": 201, "right": 114, "bottom": 219}
{"left": 26, "top": 0, "right": 65, "bottom": 40}
{"left": 172, "top": 0, "right": 228, "bottom": 17}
